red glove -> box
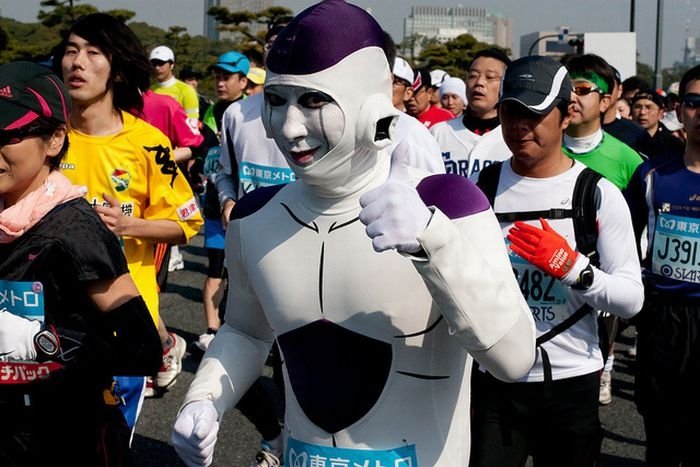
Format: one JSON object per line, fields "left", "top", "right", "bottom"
{"left": 507, "top": 218, "right": 579, "bottom": 279}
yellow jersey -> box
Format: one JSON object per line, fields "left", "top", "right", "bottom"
{"left": 61, "top": 111, "right": 203, "bottom": 323}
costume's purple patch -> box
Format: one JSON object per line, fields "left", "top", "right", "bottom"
{"left": 277, "top": 319, "right": 392, "bottom": 434}
{"left": 266, "top": 0, "right": 385, "bottom": 76}
{"left": 231, "top": 184, "right": 286, "bottom": 220}
{"left": 417, "top": 174, "right": 490, "bottom": 219}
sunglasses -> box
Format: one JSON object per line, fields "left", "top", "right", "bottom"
{"left": 150, "top": 60, "right": 170, "bottom": 67}
{"left": 0, "top": 125, "right": 53, "bottom": 146}
{"left": 682, "top": 93, "right": 700, "bottom": 109}
{"left": 572, "top": 83, "right": 604, "bottom": 96}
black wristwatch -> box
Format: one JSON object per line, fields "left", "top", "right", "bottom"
{"left": 34, "top": 327, "right": 60, "bottom": 361}
{"left": 571, "top": 264, "right": 594, "bottom": 291}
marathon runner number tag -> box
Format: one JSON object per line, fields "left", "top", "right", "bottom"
{"left": 286, "top": 437, "right": 418, "bottom": 467}
{"left": 652, "top": 213, "right": 700, "bottom": 284}
{"left": 507, "top": 241, "right": 568, "bottom": 323}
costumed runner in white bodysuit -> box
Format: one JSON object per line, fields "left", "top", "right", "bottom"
{"left": 172, "top": 1, "right": 536, "bottom": 466}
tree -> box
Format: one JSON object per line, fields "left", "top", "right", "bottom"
{"left": 38, "top": 0, "right": 98, "bottom": 28}
{"left": 415, "top": 33, "right": 508, "bottom": 78}
{"left": 207, "top": 5, "right": 293, "bottom": 46}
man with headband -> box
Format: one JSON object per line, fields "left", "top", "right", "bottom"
{"left": 561, "top": 54, "right": 644, "bottom": 190}
{"left": 559, "top": 54, "right": 644, "bottom": 407}
{"left": 172, "top": 1, "right": 535, "bottom": 466}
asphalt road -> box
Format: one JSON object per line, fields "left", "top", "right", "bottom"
{"left": 131, "top": 233, "right": 648, "bottom": 467}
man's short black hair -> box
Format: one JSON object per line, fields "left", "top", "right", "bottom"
{"left": 560, "top": 53, "right": 615, "bottom": 95}
{"left": 621, "top": 76, "right": 650, "bottom": 97}
{"left": 679, "top": 64, "right": 700, "bottom": 99}
{"left": 470, "top": 48, "right": 511, "bottom": 69}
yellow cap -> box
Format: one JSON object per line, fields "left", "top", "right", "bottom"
{"left": 247, "top": 67, "right": 267, "bottom": 85}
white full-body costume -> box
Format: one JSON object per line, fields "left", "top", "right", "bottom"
{"left": 178, "top": 1, "right": 536, "bottom": 466}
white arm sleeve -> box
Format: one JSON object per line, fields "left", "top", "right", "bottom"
{"left": 182, "top": 220, "right": 274, "bottom": 418}
{"left": 415, "top": 208, "right": 536, "bottom": 381}
{"left": 567, "top": 181, "right": 644, "bottom": 319}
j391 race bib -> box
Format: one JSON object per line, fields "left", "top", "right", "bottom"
{"left": 652, "top": 212, "right": 700, "bottom": 284}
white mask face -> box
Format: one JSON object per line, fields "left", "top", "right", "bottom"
{"left": 264, "top": 85, "right": 345, "bottom": 168}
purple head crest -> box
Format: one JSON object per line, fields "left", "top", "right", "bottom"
{"left": 266, "top": 0, "right": 386, "bottom": 75}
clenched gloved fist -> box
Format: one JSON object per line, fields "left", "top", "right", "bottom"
{"left": 359, "top": 141, "right": 432, "bottom": 254}
{"left": 172, "top": 399, "right": 220, "bottom": 467}
{"left": 507, "top": 218, "right": 579, "bottom": 279}
{"left": 0, "top": 308, "right": 41, "bottom": 361}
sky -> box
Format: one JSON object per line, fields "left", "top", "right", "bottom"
{"left": 1, "top": 0, "right": 698, "bottom": 69}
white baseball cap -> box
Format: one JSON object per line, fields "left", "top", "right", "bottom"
{"left": 150, "top": 45, "right": 175, "bottom": 62}
{"left": 393, "top": 57, "right": 414, "bottom": 85}
{"left": 430, "top": 69, "right": 449, "bottom": 88}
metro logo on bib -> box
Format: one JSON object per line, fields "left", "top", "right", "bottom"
{"left": 0, "top": 279, "right": 44, "bottom": 322}
{"left": 652, "top": 213, "right": 700, "bottom": 283}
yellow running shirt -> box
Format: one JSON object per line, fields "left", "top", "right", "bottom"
{"left": 61, "top": 111, "right": 203, "bottom": 323}
{"left": 150, "top": 78, "right": 200, "bottom": 120}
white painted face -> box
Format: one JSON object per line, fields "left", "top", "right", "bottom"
{"left": 264, "top": 85, "right": 345, "bottom": 168}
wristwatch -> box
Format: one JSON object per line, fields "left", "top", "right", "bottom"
{"left": 34, "top": 327, "right": 60, "bottom": 361}
{"left": 571, "top": 264, "right": 594, "bottom": 291}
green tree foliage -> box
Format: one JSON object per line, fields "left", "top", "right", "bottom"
{"left": 413, "top": 33, "right": 510, "bottom": 79}
{"left": 0, "top": 25, "right": 9, "bottom": 53}
{"left": 636, "top": 62, "right": 655, "bottom": 88}
{"left": 663, "top": 62, "right": 691, "bottom": 90}
{"left": 208, "top": 5, "right": 292, "bottom": 46}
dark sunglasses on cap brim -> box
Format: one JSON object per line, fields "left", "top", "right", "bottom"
{"left": 0, "top": 125, "right": 54, "bottom": 146}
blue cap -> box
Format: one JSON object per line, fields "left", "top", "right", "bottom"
{"left": 214, "top": 51, "right": 250, "bottom": 75}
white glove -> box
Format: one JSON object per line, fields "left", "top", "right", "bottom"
{"left": 172, "top": 400, "right": 220, "bottom": 467}
{"left": 0, "top": 308, "right": 40, "bottom": 361}
{"left": 359, "top": 141, "right": 432, "bottom": 253}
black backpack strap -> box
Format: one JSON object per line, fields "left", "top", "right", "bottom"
{"left": 496, "top": 208, "right": 573, "bottom": 223}
{"left": 572, "top": 168, "right": 602, "bottom": 268}
{"left": 475, "top": 161, "right": 503, "bottom": 207}
{"left": 536, "top": 304, "right": 594, "bottom": 397}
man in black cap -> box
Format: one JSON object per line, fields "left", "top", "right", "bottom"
{"left": 631, "top": 88, "right": 685, "bottom": 159}
{"left": 471, "top": 55, "right": 643, "bottom": 467}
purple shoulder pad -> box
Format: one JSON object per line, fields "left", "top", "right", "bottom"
{"left": 231, "top": 184, "right": 286, "bottom": 221}
{"left": 266, "top": 0, "right": 385, "bottom": 75}
{"left": 416, "top": 174, "right": 491, "bottom": 219}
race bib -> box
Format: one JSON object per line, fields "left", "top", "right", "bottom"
{"left": 0, "top": 279, "right": 44, "bottom": 322}
{"left": 286, "top": 437, "right": 418, "bottom": 467}
{"left": 652, "top": 213, "right": 700, "bottom": 283}
{"left": 239, "top": 162, "right": 295, "bottom": 195}
{"left": 508, "top": 244, "right": 568, "bottom": 323}
{"left": 203, "top": 146, "right": 221, "bottom": 177}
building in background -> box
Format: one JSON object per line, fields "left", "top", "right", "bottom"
{"left": 684, "top": 37, "right": 700, "bottom": 66}
{"left": 403, "top": 6, "right": 512, "bottom": 57}
{"left": 205, "top": 0, "right": 273, "bottom": 41}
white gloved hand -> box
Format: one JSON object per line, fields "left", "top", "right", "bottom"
{"left": 172, "top": 400, "right": 220, "bottom": 467}
{"left": 359, "top": 141, "right": 432, "bottom": 253}
{"left": 0, "top": 308, "right": 40, "bottom": 361}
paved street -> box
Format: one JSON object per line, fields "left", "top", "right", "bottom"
{"left": 131, "top": 233, "right": 647, "bottom": 466}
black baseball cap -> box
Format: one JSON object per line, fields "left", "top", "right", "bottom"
{"left": 0, "top": 61, "right": 71, "bottom": 130}
{"left": 631, "top": 89, "right": 665, "bottom": 109}
{"left": 179, "top": 66, "right": 203, "bottom": 81}
{"left": 499, "top": 55, "right": 572, "bottom": 115}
